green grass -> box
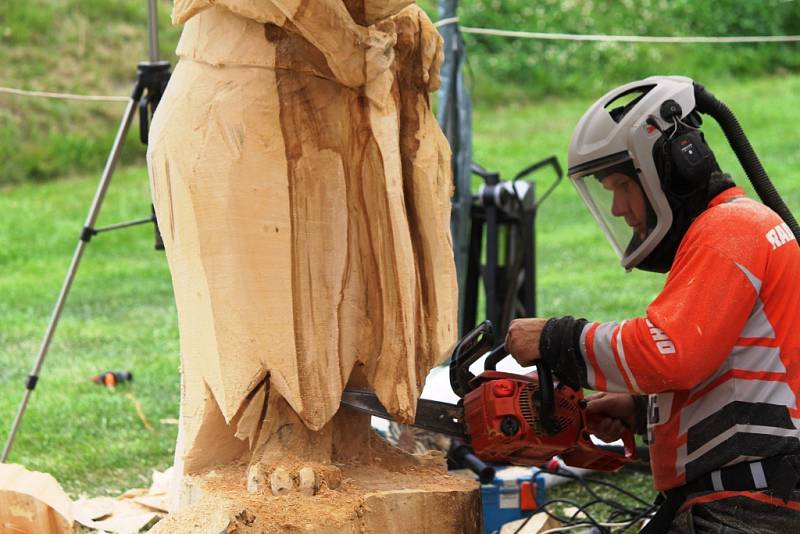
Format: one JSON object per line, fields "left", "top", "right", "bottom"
{"left": 1, "top": 74, "right": 799, "bottom": 516}
{"left": 0, "top": 0, "right": 181, "bottom": 185}
{"left": 0, "top": 167, "right": 179, "bottom": 496}
{"left": 442, "top": 0, "right": 800, "bottom": 104}
{"left": 3, "top": 1, "right": 799, "bottom": 184}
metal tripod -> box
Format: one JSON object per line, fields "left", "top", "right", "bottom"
{"left": 1, "top": 0, "right": 171, "bottom": 462}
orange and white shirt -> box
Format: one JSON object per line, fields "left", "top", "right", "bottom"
{"left": 580, "top": 187, "right": 800, "bottom": 491}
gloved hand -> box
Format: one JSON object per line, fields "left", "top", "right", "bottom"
{"left": 584, "top": 392, "right": 635, "bottom": 443}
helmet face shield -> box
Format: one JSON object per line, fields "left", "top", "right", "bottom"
{"left": 568, "top": 76, "right": 697, "bottom": 271}
{"left": 570, "top": 154, "right": 657, "bottom": 264}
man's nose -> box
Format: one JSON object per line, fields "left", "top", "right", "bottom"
{"left": 611, "top": 192, "right": 628, "bottom": 217}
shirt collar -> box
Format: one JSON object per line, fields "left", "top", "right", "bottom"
{"left": 708, "top": 186, "right": 746, "bottom": 208}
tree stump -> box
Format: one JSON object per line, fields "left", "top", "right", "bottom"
{"left": 147, "top": 1, "right": 477, "bottom": 530}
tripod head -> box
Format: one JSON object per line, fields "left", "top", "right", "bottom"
{"left": 138, "top": 0, "right": 171, "bottom": 146}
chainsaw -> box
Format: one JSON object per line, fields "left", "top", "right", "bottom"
{"left": 342, "top": 320, "right": 636, "bottom": 471}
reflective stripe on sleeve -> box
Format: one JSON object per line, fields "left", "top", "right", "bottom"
{"left": 590, "top": 321, "right": 632, "bottom": 392}
{"left": 614, "top": 320, "right": 644, "bottom": 394}
{"left": 582, "top": 322, "right": 607, "bottom": 390}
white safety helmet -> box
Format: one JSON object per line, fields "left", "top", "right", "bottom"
{"left": 568, "top": 76, "right": 720, "bottom": 272}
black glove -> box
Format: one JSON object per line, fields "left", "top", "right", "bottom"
{"left": 538, "top": 316, "right": 589, "bottom": 390}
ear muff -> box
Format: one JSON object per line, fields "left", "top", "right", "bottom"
{"left": 652, "top": 100, "right": 720, "bottom": 197}
{"left": 670, "top": 130, "right": 718, "bottom": 191}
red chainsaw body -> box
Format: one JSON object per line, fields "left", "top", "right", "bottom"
{"left": 463, "top": 371, "right": 634, "bottom": 471}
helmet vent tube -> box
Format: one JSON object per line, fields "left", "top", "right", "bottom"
{"left": 693, "top": 82, "right": 800, "bottom": 242}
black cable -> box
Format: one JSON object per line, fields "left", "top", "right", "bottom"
{"left": 607, "top": 505, "right": 654, "bottom": 523}
{"left": 618, "top": 504, "right": 659, "bottom": 532}
{"left": 513, "top": 488, "right": 611, "bottom": 533}
{"left": 549, "top": 469, "right": 634, "bottom": 514}
{"left": 527, "top": 465, "right": 657, "bottom": 532}
{"left": 543, "top": 465, "right": 653, "bottom": 507}
{"left": 542, "top": 498, "right": 608, "bottom": 526}
{"left": 541, "top": 471, "right": 635, "bottom": 520}
{"left": 498, "top": 458, "right": 653, "bottom": 532}
{"left": 546, "top": 497, "right": 653, "bottom": 531}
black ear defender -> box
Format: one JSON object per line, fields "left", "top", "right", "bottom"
{"left": 668, "top": 130, "right": 716, "bottom": 192}
{"left": 657, "top": 99, "right": 719, "bottom": 195}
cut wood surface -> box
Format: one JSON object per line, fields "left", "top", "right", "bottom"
{"left": 148, "top": 0, "right": 461, "bottom": 513}
{"left": 0, "top": 464, "right": 74, "bottom": 534}
{"left": 0, "top": 464, "right": 169, "bottom": 534}
{"left": 151, "top": 452, "right": 481, "bottom": 534}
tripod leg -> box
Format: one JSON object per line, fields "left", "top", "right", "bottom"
{"left": 1, "top": 97, "right": 140, "bottom": 463}
{"left": 461, "top": 211, "right": 483, "bottom": 335}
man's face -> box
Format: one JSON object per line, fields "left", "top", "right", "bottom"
{"left": 602, "top": 173, "right": 648, "bottom": 239}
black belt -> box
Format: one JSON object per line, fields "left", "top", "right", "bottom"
{"left": 640, "top": 454, "right": 800, "bottom": 534}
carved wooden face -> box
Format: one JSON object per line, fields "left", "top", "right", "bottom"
{"left": 342, "top": 0, "right": 415, "bottom": 25}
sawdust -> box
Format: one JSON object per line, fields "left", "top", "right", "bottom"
{"left": 151, "top": 457, "right": 478, "bottom": 533}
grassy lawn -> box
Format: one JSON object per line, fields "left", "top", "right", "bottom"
{"left": 1, "top": 73, "right": 798, "bottom": 515}
{"left": 0, "top": 0, "right": 181, "bottom": 185}
{"left": 0, "top": 167, "right": 178, "bottom": 496}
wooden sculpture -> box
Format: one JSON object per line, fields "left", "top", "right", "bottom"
{"left": 147, "top": 1, "right": 478, "bottom": 530}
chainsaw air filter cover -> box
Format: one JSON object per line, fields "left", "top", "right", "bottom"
{"left": 463, "top": 370, "right": 635, "bottom": 471}
{"left": 519, "top": 382, "right": 581, "bottom": 436}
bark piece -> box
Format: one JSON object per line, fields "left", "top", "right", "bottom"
{"left": 235, "top": 381, "right": 267, "bottom": 449}
{"left": 245, "top": 465, "right": 266, "bottom": 495}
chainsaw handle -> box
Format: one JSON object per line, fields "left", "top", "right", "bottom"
{"left": 484, "top": 344, "right": 507, "bottom": 370}
{"left": 450, "top": 321, "right": 496, "bottom": 398}
{"left": 449, "top": 440, "right": 496, "bottom": 484}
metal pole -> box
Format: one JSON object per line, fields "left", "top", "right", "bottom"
{"left": 147, "top": 0, "right": 159, "bottom": 64}
{"left": 437, "top": 0, "right": 473, "bottom": 335}
{"left": 1, "top": 98, "right": 139, "bottom": 463}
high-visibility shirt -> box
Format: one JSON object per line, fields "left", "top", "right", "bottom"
{"left": 580, "top": 186, "right": 800, "bottom": 490}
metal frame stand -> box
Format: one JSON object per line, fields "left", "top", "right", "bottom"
{"left": 461, "top": 157, "right": 563, "bottom": 341}
{"left": 1, "top": 0, "right": 171, "bottom": 462}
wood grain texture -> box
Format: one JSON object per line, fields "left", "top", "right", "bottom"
{"left": 147, "top": 0, "right": 458, "bottom": 508}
